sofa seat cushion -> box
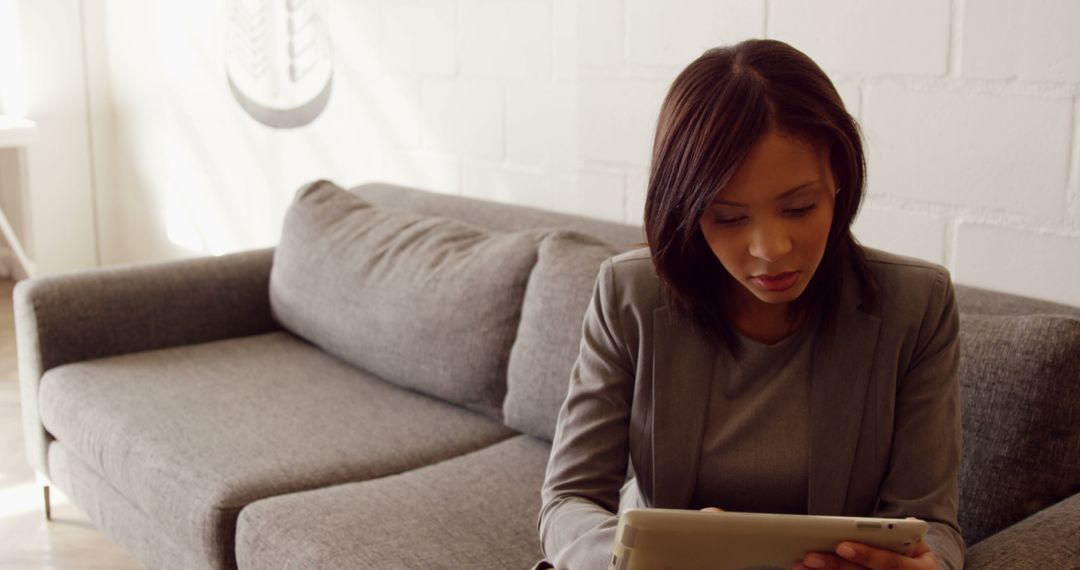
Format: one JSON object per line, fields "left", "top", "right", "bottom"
{"left": 37, "top": 331, "right": 515, "bottom": 568}
{"left": 505, "top": 231, "right": 619, "bottom": 441}
{"left": 957, "top": 314, "right": 1080, "bottom": 545}
{"left": 47, "top": 442, "right": 213, "bottom": 570}
{"left": 271, "top": 180, "right": 542, "bottom": 420}
{"left": 235, "top": 435, "right": 552, "bottom": 569}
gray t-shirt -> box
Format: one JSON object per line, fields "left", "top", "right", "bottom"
{"left": 689, "top": 322, "right": 815, "bottom": 514}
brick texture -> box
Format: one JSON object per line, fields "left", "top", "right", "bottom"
{"left": 956, "top": 223, "right": 1080, "bottom": 306}
{"left": 770, "top": 0, "right": 950, "bottom": 75}
{"left": 580, "top": 0, "right": 622, "bottom": 66}
{"left": 625, "top": 168, "right": 649, "bottom": 226}
{"left": 381, "top": 1, "right": 457, "bottom": 75}
{"left": 379, "top": 150, "right": 462, "bottom": 197}
{"left": 420, "top": 79, "right": 504, "bottom": 158}
{"left": 91, "top": 0, "right": 1080, "bottom": 307}
{"left": 852, "top": 204, "right": 947, "bottom": 265}
{"left": 579, "top": 78, "right": 669, "bottom": 165}
{"left": 627, "top": 0, "right": 764, "bottom": 67}
{"left": 964, "top": 0, "right": 1080, "bottom": 82}
{"left": 506, "top": 80, "right": 577, "bottom": 166}
{"left": 461, "top": 0, "right": 551, "bottom": 79}
{"left": 464, "top": 162, "right": 625, "bottom": 222}
{"left": 864, "top": 88, "right": 1071, "bottom": 218}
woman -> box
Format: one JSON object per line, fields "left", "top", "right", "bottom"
{"left": 538, "top": 39, "right": 964, "bottom": 570}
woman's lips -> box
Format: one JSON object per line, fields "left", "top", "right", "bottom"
{"left": 751, "top": 271, "right": 800, "bottom": 292}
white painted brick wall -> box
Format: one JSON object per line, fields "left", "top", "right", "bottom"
{"left": 1071, "top": 97, "right": 1080, "bottom": 220}
{"left": 579, "top": 78, "right": 669, "bottom": 166}
{"left": 95, "top": 0, "right": 1080, "bottom": 306}
{"left": 461, "top": 0, "right": 551, "bottom": 79}
{"left": 863, "top": 87, "right": 1072, "bottom": 218}
{"left": 552, "top": 0, "right": 578, "bottom": 79}
{"left": 625, "top": 168, "right": 649, "bottom": 226}
{"left": 333, "top": 76, "right": 421, "bottom": 148}
{"left": 419, "top": 79, "right": 503, "bottom": 158}
{"left": 379, "top": 149, "right": 462, "bottom": 196}
{"left": 964, "top": 0, "right": 1080, "bottom": 82}
{"left": 852, "top": 202, "right": 947, "bottom": 265}
{"left": 956, "top": 223, "right": 1080, "bottom": 306}
{"left": 554, "top": 169, "right": 625, "bottom": 222}
{"left": 626, "top": 0, "right": 764, "bottom": 67}
{"left": 462, "top": 160, "right": 550, "bottom": 206}
{"left": 769, "top": 0, "right": 951, "bottom": 76}
{"left": 381, "top": 1, "right": 457, "bottom": 75}
{"left": 463, "top": 161, "right": 625, "bottom": 222}
{"left": 327, "top": 1, "right": 383, "bottom": 76}
{"left": 579, "top": 0, "right": 622, "bottom": 67}
{"left": 506, "top": 80, "right": 577, "bottom": 166}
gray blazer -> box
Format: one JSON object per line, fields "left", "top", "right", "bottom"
{"left": 538, "top": 247, "right": 964, "bottom": 570}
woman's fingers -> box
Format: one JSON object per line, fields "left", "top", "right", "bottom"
{"left": 796, "top": 541, "right": 935, "bottom": 570}
{"left": 832, "top": 541, "right": 938, "bottom": 570}
{"left": 699, "top": 507, "right": 724, "bottom": 512}
{"left": 794, "top": 553, "right": 862, "bottom": 569}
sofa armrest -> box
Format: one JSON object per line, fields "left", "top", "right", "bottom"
{"left": 965, "top": 492, "right": 1080, "bottom": 569}
{"left": 16, "top": 248, "right": 280, "bottom": 479}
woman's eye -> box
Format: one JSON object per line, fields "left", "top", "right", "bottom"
{"left": 784, "top": 204, "right": 817, "bottom": 216}
{"left": 713, "top": 215, "right": 746, "bottom": 225}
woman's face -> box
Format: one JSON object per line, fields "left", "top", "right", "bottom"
{"left": 698, "top": 130, "right": 837, "bottom": 310}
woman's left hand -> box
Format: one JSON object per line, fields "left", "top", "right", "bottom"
{"left": 794, "top": 540, "right": 939, "bottom": 570}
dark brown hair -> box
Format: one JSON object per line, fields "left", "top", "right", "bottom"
{"left": 644, "top": 39, "right": 875, "bottom": 349}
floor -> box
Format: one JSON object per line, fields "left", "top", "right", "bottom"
{"left": 0, "top": 280, "right": 142, "bottom": 569}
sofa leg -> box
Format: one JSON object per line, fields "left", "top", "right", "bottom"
{"left": 43, "top": 485, "right": 51, "bottom": 521}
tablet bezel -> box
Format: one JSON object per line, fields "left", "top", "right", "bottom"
{"left": 609, "top": 509, "right": 929, "bottom": 570}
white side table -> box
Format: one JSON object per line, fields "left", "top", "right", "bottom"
{"left": 0, "top": 115, "right": 38, "bottom": 278}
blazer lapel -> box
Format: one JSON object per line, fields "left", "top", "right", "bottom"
{"left": 648, "top": 305, "right": 718, "bottom": 509}
{"left": 807, "top": 276, "right": 882, "bottom": 515}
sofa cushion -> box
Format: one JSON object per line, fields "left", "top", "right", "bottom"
{"left": 956, "top": 284, "right": 1080, "bottom": 318}
{"left": 504, "top": 231, "right": 619, "bottom": 441}
{"left": 354, "top": 182, "right": 647, "bottom": 247}
{"left": 270, "top": 180, "right": 542, "bottom": 420}
{"left": 37, "top": 332, "right": 515, "bottom": 569}
{"left": 48, "top": 443, "right": 210, "bottom": 570}
{"left": 965, "top": 493, "right": 1080, "bottom": 568}
{"left": 236, "top": 435, "right": 551, "bottom": 569}
{"left": 957, "top": 314, "right": 1080, "bottom": 545}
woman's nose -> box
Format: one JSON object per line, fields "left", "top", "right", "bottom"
{"left": 748, "top": 222, "right": 792, "bottom": 262}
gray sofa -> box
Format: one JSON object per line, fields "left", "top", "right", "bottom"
{"left": 16, "top": 181, "right": 1080, "bottom": 569}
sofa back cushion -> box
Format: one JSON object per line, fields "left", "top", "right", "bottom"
{"left": 270, "top": 180, "right": 541, "bottom": 420}
{"left": 354, "top": 182, "right": 645, "bottom": 248}
{"left": 504, "top": 231, "right": 619, "bottom": 441}
{"left": 957, "top": 313, "right": 1080, "bottom": 545}
{"left": 956, "top": 284, "right": 1080, "bottom": 318}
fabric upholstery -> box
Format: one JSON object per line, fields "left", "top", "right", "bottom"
{"left": 956, "top": 284, "right": 1080, "bottom": 318}
{"left": 355, "top": 182, "right": 645, "bottom": 248}
{"left": 957, "top": 314, "right": 1080, "bottom": 545}
{"left": 236, "top": 435, "right": 551, "bottom": 570}
{"left": 49, "top": 443, "right": 214, "bottom": 570}
{"left": 270, "top": 180, "right": 541, "bottom": 420}
{"left": 966, "top": 493, "right": 1080, "bottom": 569}
{"left": 505, "top": 231, "right": 619, "bottom": 441}
{"left": 37, "top": 332, "right": 514, "bottom": 569}
{"left": 14, "top": 247, "right": 277, "bottom": 481}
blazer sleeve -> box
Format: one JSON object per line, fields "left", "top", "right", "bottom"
{"left": 539, "top": 259, "right": 636, "bottom": 570}
{"left": 872, "top": 271, "right": 966, "bottom": 570}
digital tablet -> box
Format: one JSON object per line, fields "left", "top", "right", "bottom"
{"left": 609, "top": 508, "right": 928, "bottom": 570}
